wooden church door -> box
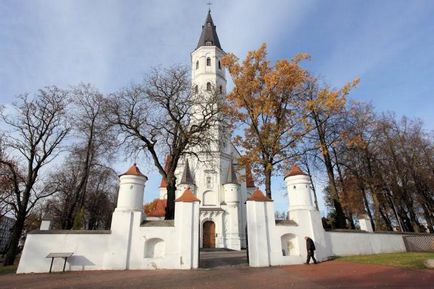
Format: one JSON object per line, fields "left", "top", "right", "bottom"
{"left": 203, "top": 221, "right": 215, "bottom": 248}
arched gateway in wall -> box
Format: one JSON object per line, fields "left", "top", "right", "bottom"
{"left": 203, "top": 221, "right": 216, "bottom": 248}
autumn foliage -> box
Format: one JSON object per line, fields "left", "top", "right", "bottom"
{"left": 222, "top": 44, "right": 310, "bottom": 197}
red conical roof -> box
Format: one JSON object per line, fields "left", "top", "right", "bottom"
{"left": 175, "top": 187, "right": 200, "bottom": 202}
{"left": 285, "top": 164, "right": 308, "bottom": 178}
{"left": 120, "top": 163, "right": 146, "bottom": 177}
{"left": 247, "top": 188, "right": 272, "bottom": 202}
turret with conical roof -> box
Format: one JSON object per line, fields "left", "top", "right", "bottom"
{"left": 223, "top": 161, "right": 242, "bottom": 250}
{"left": 284, "top": 164, "right": 315, "bottom": 211}
{"left": 177, "top": 159, "right": 196, "bottom": 198}
{"left": 224, "top": 162, "right": 240, "bottom": 203}
{"left": 224, "top": 162, "right": 239, "bottom": 185}
{"left": 179, "top": 159, "right": 194, "bottom": 185}
{"left": 116, "top": 164, "right": 148, "bottom": 212}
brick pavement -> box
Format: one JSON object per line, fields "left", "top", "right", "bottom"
{"left": 0, "top": 261, "right": 433, "bottom": 289}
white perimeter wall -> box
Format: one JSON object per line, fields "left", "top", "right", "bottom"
{"left": 246, "top": 197, "right": 409, "bottom": 268}
{"left": 17, "top": 233, "right": 110, "bottom": 273}
{"left": 326, "top": 231, "right": 406, "bottom": 256}
{"left": 17, "top": 199, "right": 200, "bottom": 273}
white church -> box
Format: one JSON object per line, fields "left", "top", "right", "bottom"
{"left": 17, "top": 10, "right": 410, "bottom": 273}
{"left": 147, "top": 9, "right": 256, "bottom": 251}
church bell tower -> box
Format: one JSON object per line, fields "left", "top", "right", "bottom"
{"left": 192, "top": 9, "right": 226, "bottom": 95}
{"left": 191, "top": 10, "right": 227, "bottom": 153}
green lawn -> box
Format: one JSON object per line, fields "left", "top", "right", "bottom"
{"left": 0, "top": 264, "right": 17, "bottom": 275}
{"left": 337, "top": 252, "right": 434, "bottom": 269}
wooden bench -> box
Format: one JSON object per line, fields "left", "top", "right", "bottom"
{"left": 46, "top": 252, "right": 73, "bottom": 273}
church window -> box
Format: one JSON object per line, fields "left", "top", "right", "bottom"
{"left": 207, "top": 57, "right": 211, "bottom": 66}
{"left": 195, "top": 85, "right": 198, "bottom": 93}
{"left": 207, "top": 82, "right": 211, "bottom": 91}
{"left": 196, "top": 60, "right": 199, "bottom": 69}
{"left": 293, "top": 186, "right": 296, "bottom": 189}
{"left": 219, "top": 85, "right": 222, "bottom": 94}
{"left": 205, "top": 41, "right": 213, "bottom": 46}
{"left": 206, "top": 176, "right": 212, "bottom": 189}
{"left": 218, "top": 60, "right": 221, "bottom": 69}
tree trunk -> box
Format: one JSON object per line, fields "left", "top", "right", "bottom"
{"left": 3, "top": 213, "right": 25, "bottom": 266}
{"left": 422, "top": 204, "right": 434, "bottom": 233}
{"left": 165, "top": 181, "right": 176, "bottom": 220}
{"left": 346, "top": 210, "right": 356, "bottom": 229}
{"left": 379, "top": 206, "right": 393, "bottom": 231}
{"left": 370, "top": 188, "right": 383, "bottom": 231}
{"left": 358, "top": 182, "right": 376, "bottom": 231}
{"left": 304, "top": 160, "right": 319, "bottom": 210}
{"left": 264, "top": 164, "right": 272, "bottom": 198}
{"left": 323, "top": 155, "right": 347, "bottom": 228}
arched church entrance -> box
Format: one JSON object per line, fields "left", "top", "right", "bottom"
{"left": 203, "top": 221, "right": 215, "bottom": 248}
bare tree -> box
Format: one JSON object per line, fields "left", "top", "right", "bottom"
{"left": 0, "top": 87, "right": 70, "bottom": 266}
{"left": 106, "top": 65, "right": 221, "bottom": 219}
{"left": 302, "top": 78, "right": 359, "bottom": 228}
{"left": 47, "top": 162, "right": 117, "bottom": 230}
{"left": 58, "top": 84, "right": 116, "bottom": 229}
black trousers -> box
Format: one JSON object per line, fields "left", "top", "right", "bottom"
{"left": 306, "top": 250, "right": 317, "bottom": 264}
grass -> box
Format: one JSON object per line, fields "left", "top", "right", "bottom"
{"left": 337, "top": 252, "right": 434, "bottom": 269}
{"left": 0, "top": 264, "right": 17, "bottom": 275}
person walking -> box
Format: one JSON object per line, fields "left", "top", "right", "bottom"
{"left": 304, "top": 236, "right": 317, "bottom": 264}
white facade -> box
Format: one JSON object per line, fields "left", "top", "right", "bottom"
{"left": 156, "top": 11, "right": 252, "bottom": 251}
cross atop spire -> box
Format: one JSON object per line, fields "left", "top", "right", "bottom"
{"left": 207, "top": 1, "right": 212, "bottom": 11}
{"left": 196, "top": 9, "right": 222, "bottom": 50}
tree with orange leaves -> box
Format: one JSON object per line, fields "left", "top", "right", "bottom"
{"left": 222, "top": 44, "right": 310, "bottom": 198}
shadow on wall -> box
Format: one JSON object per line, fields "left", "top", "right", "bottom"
{"left": 68, "top": 255, "right": 95, "bottom": 270}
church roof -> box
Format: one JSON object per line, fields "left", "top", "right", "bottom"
{"left": 119, "top": 163, "right": 146, "bottom": 177}
{"left": 247, "top": 188, "right": 272, "bottom": 202}
{"left": 285, "top": 164, "right": 308, "bottom": 178}
{"left": 144, "top": 199, "right": 167, "bottom": 218}
{"left": 175, "top": 187, "right": 200, "bottom": 202}
{"left": 179, "top": 159, "right": 194, "bottom": 185}
{"left": 224, "top": 162, "right": 239, "bottom": 185}
{"left": 196, "top": 10, "right": 222, "bottom": 50}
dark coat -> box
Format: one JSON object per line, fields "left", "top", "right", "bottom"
{"left": 306, "top": 237, "right": 316, "bottom": 251}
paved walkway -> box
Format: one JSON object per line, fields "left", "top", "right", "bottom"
{"left": 1, "top": 261, "right": 433, "bottom": 289}
{"left": 199, "top": 248, "right": 248, "bottom": 268}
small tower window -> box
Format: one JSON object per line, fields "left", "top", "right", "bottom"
{"left": 219, "top": 85, "right": 222, "bottom": 94}
{"left": 207, "top": 82, "right": 211, "bottom": 91}
{"left": 218, "top": 60, "right": 221, "bottom": 69}
{"left": 195, "top": 85, "right": 198, "bottom": 93}
{"left": 196, "top": 60, "right": 199, "bottom": 70}
{"left": 206, "top": 57, "right": 211, "bottom": 66}
{"left": 206, "top": 176, "right": 212, "bottom": 189}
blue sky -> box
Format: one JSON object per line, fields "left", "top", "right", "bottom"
{"left": 1, "top": 0, "right": 434, "bottom": 214}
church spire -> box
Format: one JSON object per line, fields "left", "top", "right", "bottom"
{"left": 196, "top": 10, "right": 222, "bottom": 50}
